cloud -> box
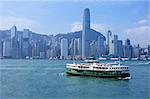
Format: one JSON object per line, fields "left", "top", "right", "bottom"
{"left": 71, "top": 21, "right": 111, "bottom": 34}
{"left": 125, "top": 25, "right": 150, "bottom": 34}
{"left": 0, "top": 16, "right": 37, "bottom": 31}
{"left": 71, "top": 22, "right": 82, "bottom": 32}
{"left": 137, "top": 19, "right": 149, "bottom": 25}
{"left": 124, "top": 25, "right": 150, "bottom": 47}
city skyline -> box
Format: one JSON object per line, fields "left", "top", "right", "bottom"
{"left": 0, "top": 8, "right": 149, "bottom": 60}
{"left": 0, "top": 0, "right": 149, "bottom": 47}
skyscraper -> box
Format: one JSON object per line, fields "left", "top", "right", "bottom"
{"left": 107, "top": 30, "right": 112, "bottom": 54}
{"left": 133, "top": 44, "right": 140, "bottom": 58}
{"left": 0, "top": 40, "right": 3, "bottom": 57}
{"left": 10, "top": 25, "right": 19, "bottom": 58}
{"left": 74, "top": 38, "right": 81, "bottom": 56}
{"left": 82, "top": 8, "right": 90, "bottom": 59}
{"left": 61, "top": 38, "right": 68, "bottom": 59}
{"left": 10, "top": 25, "right": 17, "bottom": 39}
{"left": 109, "top": 35, "right": 118, "bottom": 56}
{"left": 3, "top": 40, "right": 11, "bottom": 58}
{"left": 69, "top": 38, "right": 75, "bottom": 58}
{"left": 98, "top": 36, "right": 105, "bottom": 56}
{"left": 118, "top": 40, "right": 123, "bottom": 57}
{"left": 124, "top": 38, "right": 133, "bottom": 58}
{"left": 82, "top": 8, "right": 106, "bottom": 59}
{"left": 90, "top": 40, "right": 98, "bottom": 57}
{"left": 22, "top": 29, "right": 30, "bottom": 58}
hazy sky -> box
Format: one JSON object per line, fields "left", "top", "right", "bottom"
{"left": 0, "top": 0, "right": 149, "bottom": 47}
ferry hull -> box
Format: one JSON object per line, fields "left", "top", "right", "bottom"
{"left": 66, "top": 69, "right": 130, "bottom": 78}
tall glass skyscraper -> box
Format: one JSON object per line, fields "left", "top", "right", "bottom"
{"left": 82, "top": 8, "right": 90, "bottom": 59}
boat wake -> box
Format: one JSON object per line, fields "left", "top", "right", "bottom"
{"left": 117, "top": 77, "right": 131, "bottom": 80}
{"left": 58, "top": 72, "right": 66, "bottom": 76}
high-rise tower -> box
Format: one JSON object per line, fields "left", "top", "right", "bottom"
{"left": 60, "top": 38, "right": 68, "bottom": 59}
{"left": 82, "top": 8, "right": 90, "bottom": 59}
{"left": 83, "top": 8, "right": 90, "bottom": 30}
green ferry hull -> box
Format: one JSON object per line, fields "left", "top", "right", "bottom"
{"left": 66, "top": 69, "right": 130, "bottom": 78}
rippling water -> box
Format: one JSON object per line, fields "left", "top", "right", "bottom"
{"left": 0, "top": 59, "right": 149, "bottom": 99}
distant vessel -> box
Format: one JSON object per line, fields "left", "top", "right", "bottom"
{"left": 66, "top": 58, "right": 130, "bottom": 78}
{"left": 107, "top": 61, "right": 122, "bottom": 65}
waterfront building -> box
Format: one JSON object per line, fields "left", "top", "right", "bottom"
{"left": 118, "top": 40, "right": 124, "bottom": 57}
{"left": 69, "top": 38, "right": 75, "bottom": 58}
{"left": 3, "top": 40, "right": 11, "bottom": 58}
{"left": 30, "top": 42, "right": 40, "bottom": 58}
{"left": 82, "top": 8, "right": 106, "bottom": 59}
{"left": 82, "top": 8, "right": 91, "bottom": 59}
{"left": 10, "top": 25, "right": 17, "bottom": 39}
{"left": 10, "top": 26, "right": 20, "bottom": 58}
{"left": 109, "top": 35, "right": 118, "bottom": 56}
{"left": 98, "top": 36, "right": 105, "bottom": 56}
{"left": 40, "top": 52, "right": 45, "bottom": 59}
{"left": 107, "top": 30, "right": 112, "bottom": 54}
{"left": 60, "top": 38, "right": 68, "bottom": 59}
{"left": 90, "top": 40, "right": 98, "bottom": 57}
{"left": 124, "top": 38, "right": 133, "bottom": 58}
{"left": 0, "top": 40, "right": 3, "bottom": 57}
{"left": 133, "top": 44, "right": 140, "bottom": 58}
{"left": 17, "top": 32, "right": 23, "bottom": 58}
{"left": 22, "top": 29, "right": 30, "bottom": 58}
{"left": 74, "top": 38, "right": 80, "bottom": 56}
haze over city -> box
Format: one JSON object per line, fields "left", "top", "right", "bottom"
{"left": 0, "top": 0, "right": 149, "bottom": 47}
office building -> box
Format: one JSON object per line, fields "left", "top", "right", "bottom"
{"left": 0, "top": 40, "right": 3, "bottom": 57}
{"left": 98, "top": 36, "right": 105, "bottom": 56}
{"left": 61, "top": 38, "right": 68, "bottom": 59}
{"left": 117, "top": 40, "right": 123, "bottom": 57}
{"left": 82, "top": 8, "right": 106, "bottom": 59}
{"left": 3, "top": 40, "right": 11, "bottom": 58}
{"left": 22, "top": 29, "right": 30, "bottom": 58}
{"left": 82, "top": 8, "right": 91, "bottom": 59}
{"left": 133, "top": 44, "right": 140, "bottom": 58}
{"left": 109, "top": 35, "right": 118, "bottom": 56}
{"left": 124, "top": 38, "right": 133, "bottom": 58}
{"left": 107, "top": 30, "right": 112, "bottom": 54}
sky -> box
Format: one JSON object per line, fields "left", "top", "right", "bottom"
{"left": 0, "top": 0, "right": 149, "bottom": 47}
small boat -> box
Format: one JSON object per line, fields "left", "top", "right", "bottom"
{"left": 66, "top": 58, "right": 130, "bottom": 78}
{"left": 107, "top": 61, "right": 122, "bottom": 65}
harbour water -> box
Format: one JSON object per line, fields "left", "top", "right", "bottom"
{"left": 0, "top": 59, "right": 149, "bottom": 99}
